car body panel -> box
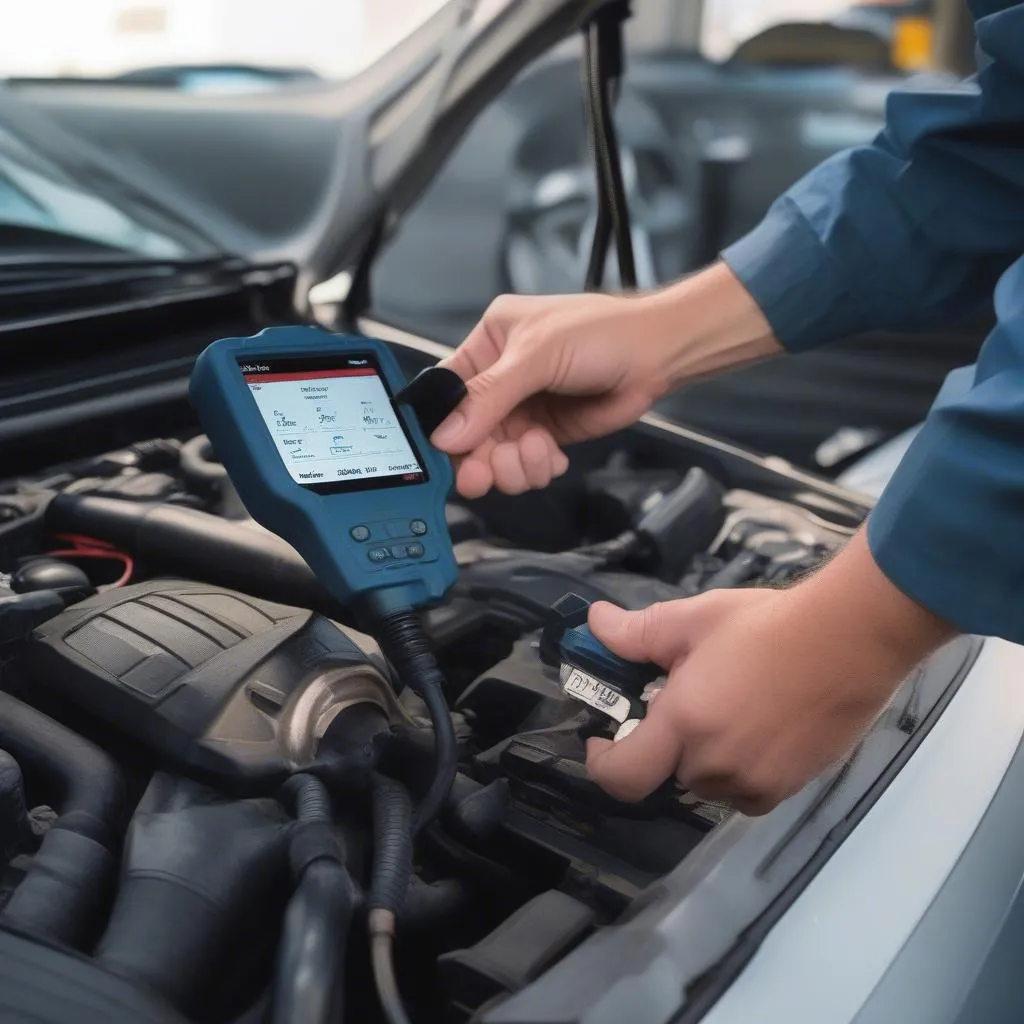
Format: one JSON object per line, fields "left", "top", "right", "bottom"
{"left": 703, "top": 637, "right": 1024, "bottom": 1024}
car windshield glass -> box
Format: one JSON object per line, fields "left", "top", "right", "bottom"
{"left": 0, "top": 123, "right": 190, "bottom": 258}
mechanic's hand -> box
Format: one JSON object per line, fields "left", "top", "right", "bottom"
{"left": 430, "top": 265, "right": 779, "bottom": 498}
{"left": 430, "top": 292, "right": 666, "bottom": 498}
{"left": 585, "top": 531, "right": 957, "bottom": 815}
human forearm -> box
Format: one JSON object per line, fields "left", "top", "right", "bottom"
{"left": 790, "top": 529, "right": 958, "bottom": 695}
{"left": 634, "top": 262, "right": 782, "bottom": 394}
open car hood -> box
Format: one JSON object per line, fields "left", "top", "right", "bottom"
{"left": 5, "top": 0, "right": 611, "bottom": 307}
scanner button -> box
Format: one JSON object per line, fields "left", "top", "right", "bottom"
{"left": 410, "top": 519, "right": 428, "bottom": 536}
{"left": 407, "top": 542, "right": 424, "bottom": 559}
{"left": 367, "top": 547, "right": 390, "bottom": 564}
{"left": 350, "top": 525, "right": 371, "bottom": 542}
{"left": 390, "top": 545, "right": 408, "bottom": 559}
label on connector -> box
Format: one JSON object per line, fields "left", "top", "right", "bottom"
{"left": 562, "top": 668, "right": 631, "bottom": 723}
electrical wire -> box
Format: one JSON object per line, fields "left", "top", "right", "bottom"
{"left": 370, "top": 917, "right": 412, "bottom": 1024}
{"left": 370, "top": 609, "right": 457, "bottom": 834}
{"left": 46, "top": 533, "right": 134, "bottom": 587}
{"left": 367, "top": 776, "right": 415, "bottom": 1024}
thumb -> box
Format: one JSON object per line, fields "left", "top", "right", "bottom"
{"left": 431, "top": 355, "right": 545, "bottom": 453}
{"left": 588, "top": 600, "right": 690, "bottom": 669}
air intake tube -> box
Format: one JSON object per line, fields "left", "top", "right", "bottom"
{"left": 0, "top": 692, "right": 123, "bottom": 949}
{"left": 46, "top": 494, "right": 340, "bottom": 615}
{"left": 95, "top": 774, "right": 289, "bottom": 1018}
{"left": 270, "top": 774, "right": 358, "bottom": 1024}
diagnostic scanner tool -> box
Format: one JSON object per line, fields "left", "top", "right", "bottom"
{"left": 189, "top": 325, "right": 459, "bottom": 615}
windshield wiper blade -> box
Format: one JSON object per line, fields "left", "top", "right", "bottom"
{"left": 0, "top": 254, "right": 250, "bottom": 299}
{"left": 0, "top": 252, "right": 264, "bottom": 322}
{"left": 0, "top": 253, "right": 246, "bottom": 281}
{"left": 0, "top": 253, "right": 242, "bottom": 272}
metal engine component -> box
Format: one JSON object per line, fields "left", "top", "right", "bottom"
{"left": 16, "top": 580, "right": 407, "bottom": 787}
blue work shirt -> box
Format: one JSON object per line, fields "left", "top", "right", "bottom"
{"left": 723, "top": 0, "right": 1024, "bottom": 643}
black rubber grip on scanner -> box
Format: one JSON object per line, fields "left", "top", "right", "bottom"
{"left": 394, "top": 366, "right": 468, "bottom": 437}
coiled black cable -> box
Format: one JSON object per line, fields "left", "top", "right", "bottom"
{"left": 370, "top": 609, "right": 457, "bottom": 834}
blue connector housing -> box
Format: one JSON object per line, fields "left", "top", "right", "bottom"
{"left": 560, "top": 623, "right": 661, "bottom": 696}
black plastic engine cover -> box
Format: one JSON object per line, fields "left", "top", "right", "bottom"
{"left": 17, "top": 580, "right": 390, "bottom": 790}
{"left": 451, "top": 552, "right": 684, "bottom": 634}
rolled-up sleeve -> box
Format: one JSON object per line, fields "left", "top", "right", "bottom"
{"left": 866, "top": 275, "right": 1024, "bottom": 640}
{"left": 721, "top": 1, "right": 1024, "bottom": 643}
{"left": 723, "top": 1, "right": 1024, "bottom": 352}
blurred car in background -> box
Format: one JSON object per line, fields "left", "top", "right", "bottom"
{"left": 3, "top": 0, "right": 986, "bottom": 472}
{"left": 366, "top": 0, "right": 984, "bottom": 471}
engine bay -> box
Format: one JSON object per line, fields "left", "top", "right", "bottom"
{"left": 0, "top": 424, "right": 857, "bottom": 1024}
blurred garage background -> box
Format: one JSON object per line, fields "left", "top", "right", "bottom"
{"left": 1, "top": 0, "right": 982, "bottom": 471}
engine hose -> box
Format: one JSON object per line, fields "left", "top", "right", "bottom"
{"left": 370, "top": 610, "right": 457, "bottom": 834}
{"left": 368, "top": 774, "right": 414, "bottom": 918}
{"left": 95, "top": 776, "right": 289, "bottom": 1017}
{"left": 178, "top": 434, "right": 229, "bottom": 489}
{"left": 273, "top": 859, "right": 357, "bottom": 1024}
{"left": 280, "top": 772, "right": 333, "bottom": 822}
{"left": 572, "top": 530, "right": 640, "bottom": 566}
{"left": 402, "top": 876, "right": 468, "bottom": 935}
{"left": 367, "top": 773, "right": 415, "bottom": 1024}
{"left": 47, "top": 495, "right": 344, "bottom": 617}
{"left": 271, "top": 773, "right": 358, "bottom": 1024}
{"left": 0, "top": 750, "right": 30, "bottom": 864}
{"left": 127, "top": 438, "right": 181, "bottom": 471}
{"left": 0, "top": 692, "right": 124, "bottom": 948}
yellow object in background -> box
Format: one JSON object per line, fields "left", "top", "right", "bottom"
{"left": 891, "top": 15, "right": 935, "bottom": 70}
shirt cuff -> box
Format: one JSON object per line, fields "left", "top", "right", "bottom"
{"left": 866, "top": 380, "right": 1021, "bottom": 643}
{"left": 721, "top": 197, "right": 870, "bottom": 353}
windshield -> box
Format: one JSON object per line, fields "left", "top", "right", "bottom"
{"left": 0, "top": 123, "right": 190, "bottom": 258}
{"left": 0, "top": 0, "right": 457, "bottom": 261}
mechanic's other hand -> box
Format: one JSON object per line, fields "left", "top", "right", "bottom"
{"left": 585, "top": 531, "right": 956, "bottom": 815}
{"left": 429, "top": 292, "right": 667, "bottom": 498}
{"left": 430, "top": 264, "right": 781, "bottom": 499}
